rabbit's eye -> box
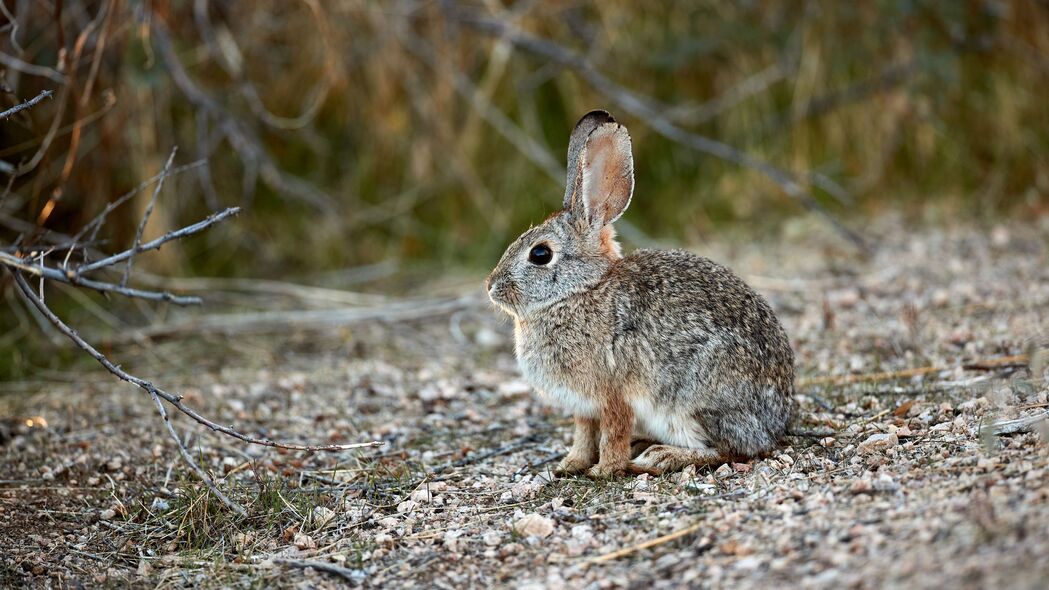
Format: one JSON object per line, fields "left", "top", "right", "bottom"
{"left": 528, "top": 244, "right": 553, "bottom": 265}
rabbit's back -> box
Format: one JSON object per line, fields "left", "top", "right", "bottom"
{"left": 605, "top": 249, "right": 795, "bottom": 456}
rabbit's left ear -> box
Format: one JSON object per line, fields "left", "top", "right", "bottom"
{"left": 572, "top": 120, "right": 634, "bottom": 227}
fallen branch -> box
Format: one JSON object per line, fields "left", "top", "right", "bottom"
{"left": 984, "top": 411, "right": 1049, "bottom": 436}
{"left": 102, "top": 293, "right": 484, "bottom": 342}
{"left": 0, "top": 89, "right": 54, "bottom": 121}
{"left": 798, "top": 354, "right": 1029, "bottom": 388}
{"left": 275, "top": 559, "right": 365, "bottom": 584}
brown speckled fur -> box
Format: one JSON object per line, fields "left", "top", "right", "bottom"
{"left": 486, "top": 111, "right": 795, "bottom": 477}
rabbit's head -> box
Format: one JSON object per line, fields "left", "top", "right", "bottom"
{"left": 486, "top": 110, "right": 634, "bottom": 318}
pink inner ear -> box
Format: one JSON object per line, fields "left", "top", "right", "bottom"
{"left": 581, "top": 126, "right": 633, "bottom": 226}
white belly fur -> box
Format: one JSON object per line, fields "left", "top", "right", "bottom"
{"left": 631, "top": 396, "right": 709, "bottom": 448}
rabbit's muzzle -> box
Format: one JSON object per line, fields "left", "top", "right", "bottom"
{"left": 486, "top": 275, "right": 521, "bottom": 312}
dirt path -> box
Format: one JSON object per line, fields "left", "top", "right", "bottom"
{"left": 2, "top": 220, "right": 1048, "bottom": 588}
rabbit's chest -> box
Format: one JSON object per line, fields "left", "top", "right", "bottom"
{"left": 514, "top": 320, "right": 602, "bottom": 416}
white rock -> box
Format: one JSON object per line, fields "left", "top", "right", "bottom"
{"left": 857, "top": 433, "right": 898, "bottom": 454}
{"left": 513, "top": 513, "right": 555, "bottom": 538}
{"left": 570, "top": 524, "right": 593, "bottom": 541}
{"left": 312, "top": 506, "right": 336, "bottom": 529}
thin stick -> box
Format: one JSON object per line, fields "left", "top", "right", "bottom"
{"left": 586, "top": 522, "right": 704, "bottom": 565}
{"left": 0, "top": 89, "right": 53, "bottom": 120}
{"left": 148, "top": 389, "right": 246, "bottom": 515}
{"left": 430, "top": 434, "right": 541, "bottom": 476}
{"left": 76, "top": 207, "right": 241, "bottom": 274}
{"left": 799, "top": 366, "right": 944, "bottom": 387}
{"left": 122, "top": 146, "right": 177, "bottom": 287}
{"left": 962, "top": 354, "right": 1030, "bottom": 371}
{"left": 69, "top": 160, "right": 206, "bottom": 247}
{"left": 10, "top": 271, "right": 383, "bottom": 453}
{"left": 275, "top": 559, "right": 364, "bottom": 583}
{"left": 799, "top": 354, "right": 1029, "bottom": 388}
{"left": 0, "top": 250, "right": 202, "bottom": 305}
{"left": 107, "top": 293, "right": 483, "bottom": 341}
{"left": 984, "top": 411, "right": 1049, "bottom": 436}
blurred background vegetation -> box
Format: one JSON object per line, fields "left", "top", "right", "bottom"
{"left": 2, "top": 0, "right": 1048, "bottom": 378}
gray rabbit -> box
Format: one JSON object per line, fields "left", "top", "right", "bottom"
{"left": 486, "top": 111, "right": 795, "bottom": 477}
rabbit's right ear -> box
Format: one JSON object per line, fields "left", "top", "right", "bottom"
{"left": 563, "top": 111, "right": 634, "bottom": 228}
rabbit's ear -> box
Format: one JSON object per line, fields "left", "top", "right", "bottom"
{"left": 564, "top": 110, "right": 616, "bottom": 211}
{"left": 570, "top": 117, "right": 634, "bottom": 227}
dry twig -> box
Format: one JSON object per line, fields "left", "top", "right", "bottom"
{"left": 9, "top": 270, "right": 382, "bottom": 453}
{"left": 121, "top": 147, "right": 177, "bottom": 287}
{"left": 275, "top": 559, "right": 365, "bottom": 584}
{"left": 984, "top": 411, "right": 1049, "bottom": 436}
{"left": 11, "top": 271, "right": 245, "bottom": 514}
{"left": 586, "top": 522, "right": 704, "bottom": 565}
{"left": 0, "top": 89, "right": 54, "bottom": 121}
{"left": 798, "top": 354, "right": 1029, "bottom": 388}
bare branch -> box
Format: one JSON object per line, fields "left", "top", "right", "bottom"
{"left": 122, "top": 147, "right": 177, "bottom": 287}
{"left": 69, "top": 160, "right": 206, "bottom": 253}
{"left": 0, "top": 89, "right": 54, "bottom": 121}
{"left": 108, "top": 293, "right": 483, "bottom": 341}
{"left": 0, "top": 51, "right": 66, "bottom": 84}
{"left": 76, "top": 207, "right": 241, "bottom": 274}
{"left": 9, "top": 270, "right": 384, "bottom": 453}
{"left": 0, "top": 251, "right": 202, "bottom": 305}
{"left": 11, "top": 270, "right": 244, "bottom": 514}
{"left": 984, "top": 411, "right": 1049, "bottom": 436}
{"left": 148, "top": 389, "right": 247, "bottom": 515}
{"left": 275, "top": 559, "right": 365, "bottom": 584}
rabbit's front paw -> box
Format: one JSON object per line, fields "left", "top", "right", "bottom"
{"left": 587, "top": 461, "right": 661, "bottom": 479}
{"left": 554, "top": 454, "right": 595, "bottom": 476}
{"left": 583, "top": 459, "right": 629, "bottom": 478}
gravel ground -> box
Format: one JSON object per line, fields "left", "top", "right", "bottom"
{"left": 1, "top": 218, "right": 1048, "bottom": 588}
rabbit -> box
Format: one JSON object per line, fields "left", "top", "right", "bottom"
{"left": 485, "top": 110, "right": 796, "bottom": 478}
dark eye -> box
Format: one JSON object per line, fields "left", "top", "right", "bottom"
{"left": 528, "top": 244, "right": 553, "bottom": 265}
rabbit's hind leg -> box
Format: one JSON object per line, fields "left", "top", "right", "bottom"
{"left": 630, "top": 437, "right": 657, "bottom": 459}
{"left": 632, "top": 443, "right": 730, "bottom": 475}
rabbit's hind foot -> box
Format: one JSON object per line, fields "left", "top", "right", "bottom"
{"left": 632, "top": 444, "right": 731, "bottom": 475}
